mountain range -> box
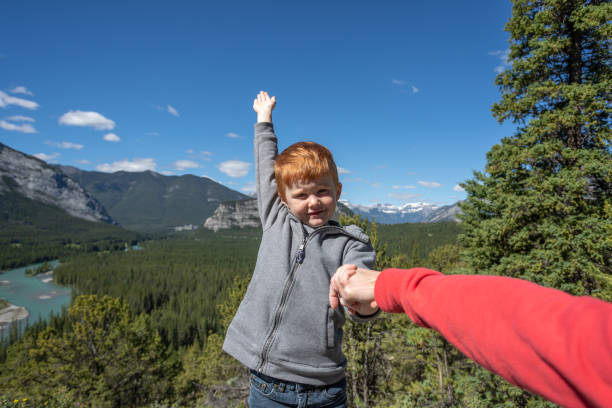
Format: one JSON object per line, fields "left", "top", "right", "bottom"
{"left": 341, "top": 200, "right": 462, "bottom": 224}
{"left": 56, "top": 165, "right": 249, "bottom": 232}
{"left": 1, "top": 142, "right": 460, "bottom": 234}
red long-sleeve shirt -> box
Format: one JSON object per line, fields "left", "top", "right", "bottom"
{"left": 374, "top": 268, "right": 612, "bottom": 408}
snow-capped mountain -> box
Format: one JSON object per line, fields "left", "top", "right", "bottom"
{"left": 340, "top": 200, "right": 461, "bottom": 224}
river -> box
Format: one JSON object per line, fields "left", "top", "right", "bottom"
{"left": 0, "top": 260, "right": 71, "bottom": 337}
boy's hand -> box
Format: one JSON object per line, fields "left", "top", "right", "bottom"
{"left": 253, "top": 90, "right": 276, "bottom": 123}
{"left": 330, "top": 265, "right": 380, "bottom": 316}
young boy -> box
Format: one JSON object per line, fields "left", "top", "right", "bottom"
{"left": 222, "top": 91, "right": 379, "bottom": 407}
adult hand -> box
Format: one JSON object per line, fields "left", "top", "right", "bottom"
{"left": 329, "top": 265, "right": 380, "bottom": 313}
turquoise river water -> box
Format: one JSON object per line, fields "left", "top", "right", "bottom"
{"left": 0, "top": 260, "right": 71, "bottom": 336}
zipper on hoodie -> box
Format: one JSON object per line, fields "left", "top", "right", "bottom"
{"left": 256, "top": 224, "right": 354, "bottom": 374}
{"left": 257, "top": 228, "right": 308, "bottom": 374}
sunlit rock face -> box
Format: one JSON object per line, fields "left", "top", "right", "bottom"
{"left": 204, "top": 199, "right": 260, "bottom": 231}
{"left": 203, "top": 198, "right": 353, "bottom": 231}
{"left": 0, "top": 143, "right": 115, "bottom": 224}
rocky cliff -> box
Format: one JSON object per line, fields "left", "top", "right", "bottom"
{"left": 0, "top": 143, "right": 114, "bottom": 224}
{"left": 203, "top": 199, "right": 354, "bottom": 231}
{"left": 203, "top": 198, "right": 260, "bottom": 231}
{"left": 424, "top": 202, "right": 462, "bottom": 223}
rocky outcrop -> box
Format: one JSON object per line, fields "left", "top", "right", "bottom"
{"left": 423, "top": 202, "right": 463, "bottom": 223}
{"left": 203, "top": 198, "right": 354, "bottom": 231}
{"left": 0, "top": 304, "right": 29, "bottom": 329}
{"left": 0, "top": 143, "right": 115, "bottom": 224}
{"left": 204, "top": 199, "right": 260, "bottom": 231}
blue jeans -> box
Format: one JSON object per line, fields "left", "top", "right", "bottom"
{"left": 248, "top": 370, "right": 347, "bottom": 408}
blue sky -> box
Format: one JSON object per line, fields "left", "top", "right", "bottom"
{"left": 0, "top": 0, "right": 516, "bottom": 207}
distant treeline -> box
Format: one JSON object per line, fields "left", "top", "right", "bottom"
{"left": 377, "top": 221, "right": 463, "bottom": 260}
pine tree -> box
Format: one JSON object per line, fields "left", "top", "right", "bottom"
{"left": 459, "top": 0, "right": 611, "bottom": 299}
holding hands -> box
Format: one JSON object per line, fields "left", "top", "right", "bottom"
{"left": 253, "top": 90, "right": 276, "bottom": 123}
{"left": 329, "top": 264, "right": 381, "bottom": 316}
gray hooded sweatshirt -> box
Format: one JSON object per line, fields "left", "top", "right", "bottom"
{"left": 222, "top": 122, "right": 377, "bottom": 386}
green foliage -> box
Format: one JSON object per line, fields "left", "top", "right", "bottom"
{"left": 340, "top": 214, "right": 399, "bottom": 406}
{"left": 0, "top": 295, "right": 175, "bottom": 407}
{"left": 175, "top": 273, "right": 251, "bottom": 406}
{"left": 24, "top": 262, "right": 51, "bottom": 277}
{"left": 54, "top": 228, "right": 260, "bottom": 348}
{"left": 427, "top": 244, "right": 469, "bottom": 274}
{"left": 377, "top": 222, "right": 463, "bottom": 262}
{"left": 459, "top": 0, "right": 611, "bottom": 300}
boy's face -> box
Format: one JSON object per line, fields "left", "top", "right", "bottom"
{"left": 281, "top": 175, "right": 342, "bottom": 228}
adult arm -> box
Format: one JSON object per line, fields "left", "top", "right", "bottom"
{"left": 373, "top": 268, "right": 612, "bottom": 408}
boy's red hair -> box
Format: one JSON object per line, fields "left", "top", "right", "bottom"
{"left": 274, "top": 141, "right": 339, "bottom": 201}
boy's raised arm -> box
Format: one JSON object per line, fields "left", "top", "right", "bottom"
{"left": 253, "top": 91, "right": 280, "bottom": 228}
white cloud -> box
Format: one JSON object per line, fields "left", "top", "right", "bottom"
{"left": 392, "top": 185, "right": 416, "bottom": 189}
{"left": 241, "top": 182, "right": 256, "bottom": 194}
{"left": 186, "top": 150, "right": 213, "bottom": 161}
{"left": 161, "top": 170, "right": 175, "bottom": 176}
{"left": 96, "top": 158, "right": 156, "bottom": 173}
{"left": 226, "top": 132, "right": 241, "bottom": 139}
{"left": 6, "top": 115, "right": 34, "bottom": 122}
{"left": 343, "top": 177, "right": 380, "bottom": 188}
{"left": 147, "top": 131, "right": 160, "bottom": 136}
{"left": 338, "top": 167, "right": 350, "bottom": 175}
{"left": 0, "top": 91, "right": 39, "bottom": 110}
{"left": 218, "top": 160, "right": 251, "bottom": 178}
{"left": 392, "top": 80, "right": 419, "bottom": 94}
{"left": 103, "top": 133, "right": 120, "bottom": 142}
{"left": 0, "top": 119, "right": 36, "bottom": 133}
{"left": 453, "top": 184, "right": 465, "bottom": 192}
{"left": 76, "top": 159, "right": 91, "bottom": 165}
{"left": 167, "top": 105, "right": 179, "bottom": 117}
{"left": 174, "top": 160, "right": 199, "bottom": 171}
{"left": 9, "top": 86, "right": 34, "bottom": 96}
{"left": 199, "top": 151, "right": 213, "bottom": 161}
{"left": 418, "top": 180, "right": 442, "bottom": 188}
{"left": 59, "top": 110, "right": 115, "bottom": 130}
{"left": 388, "top": 192, "right": 420, "bottom": 200}
{"left": 45, "top": 141, "right": 83, "bottom": 150}
{"left": 490, "top": 49, "right": 511, "bottom": 74}
{"left": 34, "top": 152, "right": 60, "bottom": 162}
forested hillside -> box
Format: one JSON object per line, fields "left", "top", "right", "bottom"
{"left": 0, "top": 188, "right": 141, "bottom": 270}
